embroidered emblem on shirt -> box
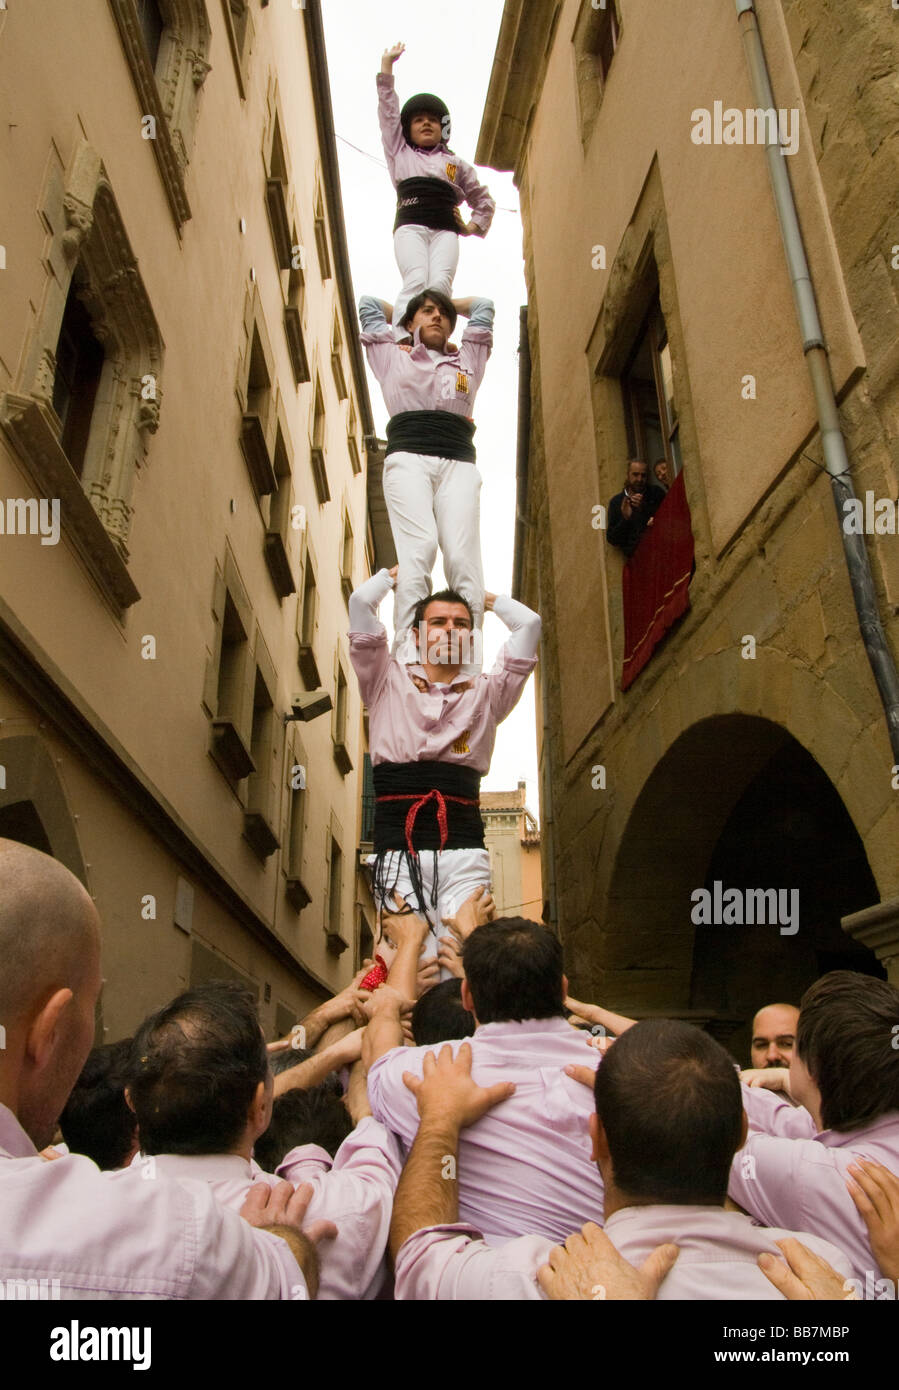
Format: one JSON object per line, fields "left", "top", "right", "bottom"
{"left": 456, "top": 372, "right": 470, "bottom": 395}
{"left": 452, "top": 729, "right": 471, "bottom": 754}
{"left": 446, "top": 163, "right": 457, "bottom": 183}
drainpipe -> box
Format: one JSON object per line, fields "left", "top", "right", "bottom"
{"left": 735, "top": 0, "right": 899, "bottom": 761}
{"left": 513, "top": 306, "right": 531, "bottom": 601}
{"left": 514, "top": 306, "right": 558, "bottom": 925}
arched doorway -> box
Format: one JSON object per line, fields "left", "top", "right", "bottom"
{"left": 0, "top": 733, "right": 101, "bottom": 1039}
{"left": 601, "top": 716, "right": 882, "bottom": 1058}
{"left": 0, "top": 734, "right": 87, "bottom": 882}
{"left": 689, "top": 736, "right": 883, "bottom": 1061}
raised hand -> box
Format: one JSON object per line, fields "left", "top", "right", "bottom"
{"left": 402, "top": 1041, "right": 515, "bottom": 1129}
{"left": 381, "top": 42, "right": 405, "bottom": 73}
{"left": 442, "top": 885, "right": 495, "bottom": 946}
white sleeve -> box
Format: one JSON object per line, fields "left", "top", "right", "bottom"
{"left": 492, "top": 595, "right": 542, "bottom": 661}
{"left": 349, "top": 569, "right": 395, "bottom": 635}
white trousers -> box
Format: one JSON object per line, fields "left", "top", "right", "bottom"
{"left": 393, "top": 226, "right": 460, "bottom": 338}
{"left": 382, "top": 450, "right": 484, "bottom": 652}
{"left": 371, "top": 847, "right": 491, "bottom": 981}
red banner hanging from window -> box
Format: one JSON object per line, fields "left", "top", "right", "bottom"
{"left": 621, "top": 470, "right": 694, "bottom": 690}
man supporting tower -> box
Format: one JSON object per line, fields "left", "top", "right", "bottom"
{"left": 349, "top": 567, "right": 540, "bottom": 974}
{"left": 358, "top": 289, "right": 493, "bottom": 659}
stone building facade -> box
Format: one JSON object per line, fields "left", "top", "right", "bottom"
{"left": 481, "top": 781, "right": 542, "bottom": 919}
{"left": 477, "top": 0, "right": 899, "bottom": 1057}
{"left": 0, "top": 0, "right": 388, "bottom": 1041}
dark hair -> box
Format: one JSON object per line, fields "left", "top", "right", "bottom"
{"left": 126, "top": 981, "right": 269, "bottom": 1156}
{"left": 401, "top": 288, "right": 457, "bottom": 333}
{"left": 594, "top": 1019, "right": 743, "bottom": 1205}
{"left": 412, "top": 978, "right": 476, "bottom": 1046}
{"left": 797, "top": 971, "right": 899, "bottom": 1131}
{"left": 412, "top": 588, "right": 473, "bottom": 630}
{"left": 59, "top": 1039, "right": 137, "bottom": 1169}
{"left": 461, "top": 919, "right": 564, "bottom": 1025}
{"left": 269, "top": 1044, "right": 314, "bottom": 1075}
{"left": 254, "top": 1088, "right": 352, "bottom": 1169}
{"left": 268, "top": 1044, "right": 342, "bottom": 1096}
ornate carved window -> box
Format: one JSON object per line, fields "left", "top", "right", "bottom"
{"left": 108, "top": 0, "right": 212, "bottom": 227}
{"left": 0, "top": 139, "right": 162, "bottom": 612}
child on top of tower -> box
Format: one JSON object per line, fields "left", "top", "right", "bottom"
{"left": 378, "top": 41, "right": 496, "bottom": 340}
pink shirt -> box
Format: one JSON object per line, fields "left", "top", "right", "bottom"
{"left": 368, "top": 1018, "right": 604, "bottom": 1242}
{"left": 393, "top": 1205, "right": 854, "bottom": 1301}
{"left": 729, "top": 1084, "right": 899, "bottom": 1281}
{"left": 349, "top": 572, "right": 540, "bottom": 772}
{"left": 377, "top": 73, "right": 495, "bottom": 232}
{"left": 0, "top": 1104, "right": 303, "bottom": 1299}
{"left": 121, "top": 1117, "right": 402, "bottom": 1301}
{"left": 358, "top": 307, "right": 493, "bottom": 420}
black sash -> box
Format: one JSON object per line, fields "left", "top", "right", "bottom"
{"left": 373, "top": 760, "right": 484, "bottom": 851}
{"left": 394, "top": 177, "right": 458, "bottom": 233}
{"left": 386, "top": 410, "right": 476, "bottom": 463}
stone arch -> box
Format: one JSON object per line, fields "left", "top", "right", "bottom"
{"left": 603, "top": 645, "right": 896, "bottom": 908}
{"left": 0, "top": 733, "right": 103, "bottom": 1040}
{"left": 572, "top": 646, "right": 896, "bottom": 1038}
{"left": 0, "top": 734, "right": 88, "bottom": 884}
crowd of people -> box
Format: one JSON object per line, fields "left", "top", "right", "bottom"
{"left": 2, "top": 44, "right": 896, "bottom": 1310}
{"left": 2, "top": 834, "right": 898, "bottom": 1302}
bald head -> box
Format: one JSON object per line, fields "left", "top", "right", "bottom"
{"left": 0, "top": 840, "right": 102, "bottom": 1148}
{"left": 0, "top": 839, "right": 99, "bottom": 1022}
{"left": 750, "top": 1003, "right": 799, "bottom": 1070}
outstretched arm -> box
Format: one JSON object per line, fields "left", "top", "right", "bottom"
{"left": 362, "top": 986, "right": 410, "bottom": 1072}
{"left": 273, "top": 1028, "right": 364, "bottom": 1099}
{"left": 565, "top": 996, "right": 637, "bottom": 1038}
{"left": 381, "top": 895, "right": 431, "bottom": 1000}
{"left": 377, "top": 47, "right": 406, "bottom": 166}
{"left": 389, "top": 1043, "right": 515, "bottom": 1261}
{"left": 488, "top": 593, "right": 542, "bottom": 662}
{"left": 349, "top": 567, "right": 396, "bottom": 635}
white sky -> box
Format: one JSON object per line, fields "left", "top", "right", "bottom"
{"left": 323, "top": 0, "right": 540, "bottom": 815}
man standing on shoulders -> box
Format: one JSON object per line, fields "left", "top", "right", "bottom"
{"left": 349, "top": 568, "right": 540, "bottom": 965}
{"left": 358, "top": 290, "right": 493, "bottom": 655}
